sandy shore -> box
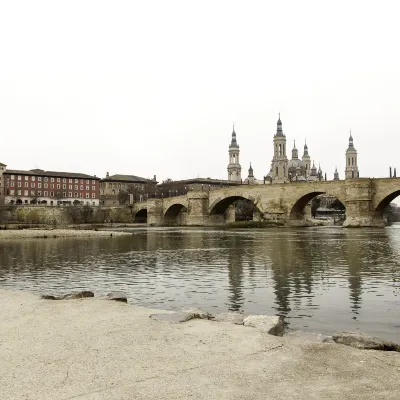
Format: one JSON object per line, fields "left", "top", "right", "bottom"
{"left": 0, "top": 289, "right": 399, "bottom": 400}
{"left": 0, "top": 228, "right": 132, "bottom": 239}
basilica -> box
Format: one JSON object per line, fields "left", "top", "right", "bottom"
{"left": 227, "top": 115, "right": 358, "bottom": 184}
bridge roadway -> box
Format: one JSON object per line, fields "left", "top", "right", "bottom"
{"left": 132, "top": 178, "right": 400, "bottom": 227}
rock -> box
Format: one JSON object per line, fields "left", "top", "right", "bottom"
{"left": 322, "top": 336, "right": 335, "bottom": 344}
{"left": 150, "top": 308, "right": 212, "bottom": 324}
{"left": 212, "top": 312, "right": 246, "bottom": 325}
{"left": 243, "top": 315, "right": 284, "bottom": 337}
{"left": 180, "top": 308, "right": 212, "bottom": 320}
{"left": 107, "top": 292, "right": 127, "bottom": 303}
{"left": 150, "top": 312, "right": 195, "bottom": 324}
{"left": 332, "top": 332, "right": 400, "bottom": 352}
{"left": 41, "top": 291, "right": 94, "bottom": 300}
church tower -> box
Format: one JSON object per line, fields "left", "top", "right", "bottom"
{"left": 334, "top": 167, "right": 339, "bottom": 181}
{"left": 345, "top": 131, "right": 359, "bottom": 179}
{"left": 302, "top": 140, "right": 311, "bottom": 176}
{"left": 271, "top": 114, "right": 288, "bottom": 183}
{"left": 228, "top": 125, "right": 242, "bottom": 182}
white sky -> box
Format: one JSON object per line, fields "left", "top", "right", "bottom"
{"left": 1, "top": 1, "right": 399, "bottom": 182}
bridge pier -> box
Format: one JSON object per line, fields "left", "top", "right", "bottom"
{"left": 147, "top": 199, "right": 164, "bottom": 226}
{"left": 225, "top": 205, "right": 236, "bottom": 223}
{"left": 187, "top": 192, "right": 210, "bottom": 226}
{"left": 343, "top": 179, "right": 385, "bottom": 227}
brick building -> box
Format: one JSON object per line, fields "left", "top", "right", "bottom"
{"left": 2, "top": 167, "right": 100, "bottom": 206}
{"left": 100, "top": 172, "right": 158, "bottom": 206}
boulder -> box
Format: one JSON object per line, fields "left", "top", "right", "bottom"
{"left": 180, "top": 308, "right": 212, "bottom": 320}
{"left": 41, "top": 291, "right": 94, "bottom": 300}
{"left": 243, "top": 315, "right": 284, "bottom": 337}
{"left": 107, "top": 292, "right": 128, "bottom": 303}
{"left": 212, "top": 312, "right": 246, "bottom": 325}
{"left": 150, "top": 308, "right": 212, "bottom": 324}
{"left": 332, "top": 332, "right": 400, "bottom": 352}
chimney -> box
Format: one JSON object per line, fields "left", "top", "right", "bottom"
{"left": 153, "top": 175, "right": 156, "bottom": 182}
{"left": 106, "top": 172, "right": 109, "bottom": 178}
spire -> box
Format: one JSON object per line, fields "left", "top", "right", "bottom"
{"left": 291, "top": 139, "right": 299, "bottom": 159}
{"left": 347, "top": 130, "right": 355, "bottom": 150}
{"left": 334, "top": 166, "right": 339, "bottom": 180}
{"left": 248, "top": 162, "right": 254, "bottom": 178}
{"left": 303, "top": 138, "right": 309, "bottom": 157}
{"left": 230, "top": 124, "right": 238, "bottom": 147}
{"left": 276, "top": 113, "right": 284, "bottom": 136}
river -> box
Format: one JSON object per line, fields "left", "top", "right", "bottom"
{"left": 0, "top": 227, "right": 399, "bottom": 341}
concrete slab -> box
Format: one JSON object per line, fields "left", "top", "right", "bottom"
{"left": 0, "top": 289, "right": 399, "bottom": 400}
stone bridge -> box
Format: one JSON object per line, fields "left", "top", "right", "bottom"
{"left": 132, "top": 178, "right": 400, "bottom": 227}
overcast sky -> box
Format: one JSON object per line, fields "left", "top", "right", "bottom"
{"left": 0, "top": 1, "right": 399, "bottom": 182}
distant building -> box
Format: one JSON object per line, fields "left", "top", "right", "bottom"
{"left": 100, "top": 173, "right": 157, "bottom": 206}
{"left": 0, "top": 162, "right": 6, "bottom": 205}
{"left": 157, "top": 178, "right": 240, "bottom": 198}
{"left": 2, "top": 167, "right": 100, "bottom": 206}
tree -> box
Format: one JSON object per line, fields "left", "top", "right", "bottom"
{"left": 81, "top": 205, "right": 94, "bottom": 223}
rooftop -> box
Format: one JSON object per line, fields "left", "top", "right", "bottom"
{"left": 101, "top": 174, "right": 156, "bottom": 184}
{"left": 4, "top": 169, "right": 99, "bottom": 180}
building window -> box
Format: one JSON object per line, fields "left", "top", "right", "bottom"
{"left": 92, "top": 186, "right": 95, "bottom": 191}
{"left": 62, "top": 184, "right": 66, "bottom": 189}
{"left": 86, "top": 193, "right": 90, "bottom": 198}
{"left": 24, "top": 182, "right": 28, "bottom": 187}
{"left": 63, "top": 178, "right": 66, "bottom": 183}
{"left": 80, "top": 185, "right": 83, "bottom": 190}
{"left": 69, "top": 178, "right": 72, "bottom": 183}
{"left": 38, "top": 177, "right": 42, "bottom": 181}
{"left": 32, "top": 176, "right": 35, "bottom": 181}
{"left": 10, "top": 190, "right": 14, "bottom": 195}
{"left": 92, "top": 193, "right": 96, "bottom": 199}
{"left": 57, "top": 178, "right": 60, "bottom": 182}
{"left": 69, "top": 192, "right": 72, "bottom": 197}
{"left": 75, "top": 179, "right": 79, "bottom": 183}
{"left": 18, "top": 175, "right": 22, "bottom": 180}
{"left": 50, "top": 192, "right": 54, "bottom": 197}
{"left": 51, "top": 184, "right": 54, "bottom": 189}
{"left": 17, "top": 182, "right": 21, "bottom": 188}
{"left": 44, "top": 183, "right": 48, "bottom": 188}
{"left": 80, "top": 179, "right": 83, "bottom": 184}
{"left": 31, "top": 190, "right": 35, "bottom": 196}
{"left": 31, "top": 183, "right": 35, "bottom": 188}
{"left": 57, "top": 184, "right": 60, "bottom": 189}
{"left": 86, "top": 180, "right": 89, "bottom": 184}
{"left": 51, "top": 178, "right": 54, "bottom": 182}
{"left": 24, "top": 176, "right": 28, "bottom": 180}
{"left": 79, "top": 193, "right": 83, "bottom": 198}
{"left": 11, "top": 175, "right": 14, "bottom": 180}
{"left": 69, "top": 185, "right": 72, "bottom": 189}
{"left": 17, "top": 190, "right": 21, "bottom": 196}
{"left": 38, "top": 191, "right": 42, "bottom": 196}
{"left": 74, "top": 185, "right": 78, "bottom": 190}
{"left": 86, "top": 186, "right": 89, "bottom": 190}
{"left": 63, "top": 192, "right": 66, "bottom": 197}
{"left": 74, "top": 192, "right": 78, "bottom": 198}
{"left": 44, "top": 177, "right": 48, "bottom": 182}
{"left": 44, "top": 191, "right": 48, "bottom": 196}
{"left": 11, "top": 181, "right": 14, "bottom": 187}
{"left": 24, "top": 190, "right": 28, "bottom": 196}
{"left": 92, "top": 180, "right": 96, "bottom": 184}
{"left": 38, "top": 183, "right": 42, "bottom": 188}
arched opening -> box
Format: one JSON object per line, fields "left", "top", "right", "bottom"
{"left": 134, "top": 209, "right": 147, "bottom": 223}
{"left": 290, "top": 192, "right": 346, "bottom": 225}
{"left": 164, "top": 204, "right": 188, "bottom": 226}
{"left": 375, "top": 190, "right": 400, "bottom": 226}
{"left": 210, "top": 196, "right": 261, "bottom": 224}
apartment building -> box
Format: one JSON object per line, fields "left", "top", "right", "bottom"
{"left": 3, "top": 168, "right": 100, "bottom": 206}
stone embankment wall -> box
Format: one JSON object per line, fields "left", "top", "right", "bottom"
{"left": 1, "top": 206, "right": 133, "bottom": 225}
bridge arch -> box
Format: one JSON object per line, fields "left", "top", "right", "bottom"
{"left": 289, "top": 191, "right": 346, "bottom": 221}
{"left": 375, "top": 189, "right": 400, "bottom": 214}
{"left": 133, "top": 208, "right": 147, "bottom": 223}
{"left": 209, "top": 195, "right": 262, "bottom": 223}
{"left": 164, "top": 203, "right": 188, "bottom": 225}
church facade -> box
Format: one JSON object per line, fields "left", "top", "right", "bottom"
{"left": 227, "top": 115, "right": 359, "bottom": 185}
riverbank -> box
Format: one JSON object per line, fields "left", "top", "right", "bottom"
{"left": 0, "top": 228, "right": 132, "bottom": 239}
{"left": 0, "top": 289, "right": 398, "bottom": 399}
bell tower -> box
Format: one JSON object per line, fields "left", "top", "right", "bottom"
{"left": 345, "top": 131, "right": 359, "bottom": 179}
{"left": 271, "top": 114, "right": 288, "bottom": 183}
{"left": 227, "top": 125, "right": 242, "bottom": 182}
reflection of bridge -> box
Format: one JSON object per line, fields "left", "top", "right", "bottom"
{"left": 133, "top": 178, "right": 400, "bottom": 227}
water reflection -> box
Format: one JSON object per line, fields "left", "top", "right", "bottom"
{"left": 0, "top": 227, "right": 399, "bottom": 341}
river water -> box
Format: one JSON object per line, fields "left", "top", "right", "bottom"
{"left": 1, "top": 227, "right": 399, "bottom": 341}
